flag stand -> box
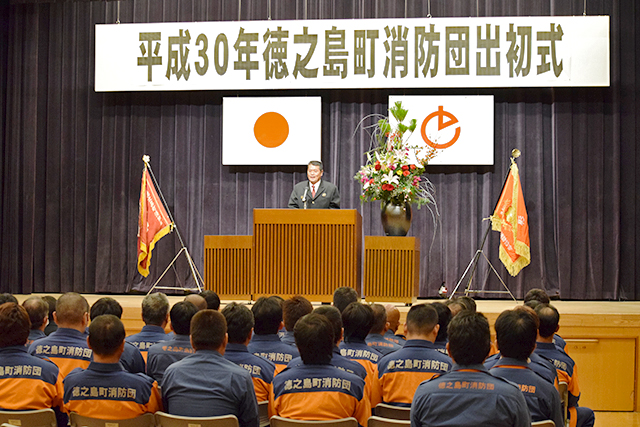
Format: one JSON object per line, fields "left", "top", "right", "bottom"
{"left": 141, "top": 156, "right": 204, "bottom": 295}
{"left": 449, "top": 149, "right": 522, "bottom": 302}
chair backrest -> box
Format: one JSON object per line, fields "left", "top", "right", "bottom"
{"left": 532, "top": 421, "right": 555, "bottom": 427}
{"left": 70, "top": 412, "right": 156, "bottom": 427}
{"left": 558, "top": 381, "right": 568, "bottom": 427}
{"left": 155, "top": 412, "right": 239, "bottom": 427}
{"left": 258, "top": 401, "right": 269, "bottom": 427}
{"left": 269, "top": 416, "right": 358, "bottom": 427}
{"left": 0, "top": 409, "right": 57, "bottom": 427}
{"left": 373, "top": 404, "right": 411, "bottom": 421}
{"left": 367, "top": 416, "right": 410, "bottom": 427}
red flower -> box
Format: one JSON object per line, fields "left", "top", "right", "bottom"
{"left": 410, "top": 164, "right": 416, "bottom": 170}
{"left": 401, "top": 165, "right": 409, "bottom": 171}
{"left": 374, "top": 162, "right": 381, "bottom": 171}
{"left": 403, "top": 170, "right": 410, "bottom": 176}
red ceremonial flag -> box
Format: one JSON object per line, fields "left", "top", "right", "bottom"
{"left": 137, "top": 166, "right": 173, "bottom": 277}
{"left": 490, "top": 160, "right": 530, "bottom": 276}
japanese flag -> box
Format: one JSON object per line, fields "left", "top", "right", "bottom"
{"left": 222, "top": 97, "right": 322, "bottom": 165}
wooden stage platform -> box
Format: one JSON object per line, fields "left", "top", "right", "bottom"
{"left": 15, "top": 294, "right": 640, "bottom": 416}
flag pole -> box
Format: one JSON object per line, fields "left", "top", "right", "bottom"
{"left": 448, "top": 149, "right": 520, "bottom": 301}
{"left": 142, "top": 155, "right": 205, "bottom": 294}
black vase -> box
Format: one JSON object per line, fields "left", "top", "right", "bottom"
{"left": 380, "top": 201, "right": 412, "bottom": 236}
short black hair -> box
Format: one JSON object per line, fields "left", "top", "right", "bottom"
{"left": 141, "top": 293, "right": 169, "bottom": 326}
{"left": 294, "top": 313, "right": 334, "bottom": 365}
{"left": 495, "top": 308, "right": 539, "bottom": 361}
{"left": 535, "top": 303, "right": 560, "bottom": 338}
{"left": 23, "top": 296, "right": 49, "bottom": 329}
{"left": 42, "top": 296, "right": 57, "bottom": 322}
{"left": 333, "top": 287, "right": 359, "bottom": 313}
{"left": 430, "top": 302, "right": 451, "bottom": 343}
{"left": 313, "top": 305, "right": 342, "bottom": 345}
{"left": 222, "top": 302, "right": 254, "bottom": 344}
{"left": 90, "top": 297, "right": 123, "bottom": 320}
{"left": 170, "top": 301, "right": 199, "bottom": 335}
{"left": 341, "top": 302, "right": 374, "bottom": 341}
{"left": 283, "top": 296, "right": 313, "bottom": 331}
{"left": 191, "top": 310, "right": 227, "bottom": 351}
{"left": 524, "top": 288, "right": 551, "bottom": 304}
{"left": 406, "top": 304, "right": 439, "bottom": 335}
{"left": 456, "top": 296, "right": 477, "bottom": 312}
{"left": 447, "top": 311, "right": 491, "bottom": 365}
{"left": 369, "top": 304, "right": 387, "bottom": 334}
{"left": 252, "top": 296, "right": 282, "bottom": 335}
{"left": 88, "top": 315, "right": 125, "bottom": 357}
{"left": 200, "top": 290, "right": 221, "bottom": 310}
{"left": 0, "top": 303, "right": 30, "bottom": 347}
{"left": 0, "top": 294, "right": 18, "bottom": 305}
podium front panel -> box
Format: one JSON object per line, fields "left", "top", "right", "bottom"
{"left": 253, "top": 209, "right": 362, "bottom": 302}
{"left": 204, "top": 235, "right": 252, "bottom": 300}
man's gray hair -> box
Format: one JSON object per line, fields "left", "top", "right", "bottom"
{"left": 142, "top": 292, "right": 170, "bottom": 326}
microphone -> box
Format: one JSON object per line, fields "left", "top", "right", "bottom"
{"left": 302, "top": 188, "right": 308, "bottom": 209}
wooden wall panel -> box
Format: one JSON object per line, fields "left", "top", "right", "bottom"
{"left": 204, "top": 235, "right": 252, "bottom": 300}
{"left": 364, "top": 236, "right": 420, "bottom": 304}
{"left": 253, "top": 209, "right": 362, "bottom": 301}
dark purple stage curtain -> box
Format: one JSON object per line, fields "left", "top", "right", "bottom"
{"left": 0, "top": 0, "right": 638, "bottom": 299}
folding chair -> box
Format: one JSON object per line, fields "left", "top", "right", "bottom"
{"left": 367, "top": 416, "right": 410, "bottom": 427}
{"left": 532, "top": 421, "right": 555, "bottom": 427}
{"left": 155, "top": 412, "right": 239, "bottom": 427}
{"left": 0, "top": 409, "right": 57, "bottom": 427}
{"left": 558, "top": 381, "right": 568, "bottom": 427}
{"left": 373, "top": 404, "right": 411, "bottom": 421}
{"left": 258, "top": 401, "right": 269, "bottom": 427}
{"left": 269, "top": 416, "right": 358, "bottom": 427}
{"left": 70, "top": 412, "right": 155, "bottom": 427}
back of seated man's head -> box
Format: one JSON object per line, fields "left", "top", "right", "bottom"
{"left": 0, "top": 294, "right": 18, "bottom": 305}
{"left": 524, "top": 288, "right": 551, "bottom": 305}
{"left": 313, "top": 305, "right": 343, "bottom": 346}
{"left": 332, "top": 287, "right": 359, "bottom": 313}
{"left": 42, "top": 296, "right": 57, "bottom": 323}
{"left": 447, "top": 311, "right": 491, "bottom": 366}
{"left": 430, "top": 302, "right": 451, "bottom": 343}
{"left": 342, "top": 302, "right": 374, "bottom": 341}
{"left": 56, "top": 292, "right": 89, "bottom": 327}
{"left": 88, "top": 314, "right": 125, "bottom": 357}
{"left": 385, "top": 305, "right": 401, "bottom": 333}
{"left": 294, "top": 313, "right": 334, "bottom": 365}
{"left": 495, "top": 307, "right": 539, "bottom": 361}
{"left": 406, "top": 304, "right": 439, "bottom": 338}
{"left": 190, "top": 310, "right": 227, "bottom": 352}
{"left": 369, "top": 304, "right": 387, "bottom": 335}
{"left": 184, "top": 294, "right": 207, "bottom": 311}
{"left": 23, "top": 296, "right": 49, "bottom": 331}
{"left": 283, "top": 296, "right": 313, "bottom": 332}
{"left": 222, "top": 302, "right": 254, "bottom": 344}
{"left": 200, "top": 290, "right": 221, "bottom": 311}
{"left": 170, "top": 301, "right": 199, "bottom": 335}
{"left": 0, "top": 303, "right": 31, "bottom": 347}
{"left": 252, "top": 296, "right": 282, "bottom": 335}
{"left": 456, "top": 296, "right": 477, "bottom": 312}
{"left": 142, "top": 293, "right": 169, "bottom": 326}
{"left": 90, "top": 297, "right": 123, "bottom": 320}
{"left": 444, "top": 298, "right": 465, "bottom": 318}
{"left": 534, "top": 303, "right": 560, "bottom": 339}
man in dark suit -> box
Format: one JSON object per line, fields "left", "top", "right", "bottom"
{"left": 288, "top": 160, "right": 340, "bottom": 209}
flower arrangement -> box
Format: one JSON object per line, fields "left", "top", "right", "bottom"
{"left": 354, "top": 101, "right": 437, "bottom": 208}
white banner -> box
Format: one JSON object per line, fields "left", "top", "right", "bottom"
{"left": 222, "top": 97, "right": 321, "bottom": 165}
{"left": 389, "top": 95, "right": 494, "bottom": 165}
{"left": 95, "top": 16, "right": 609, "bottom": 91}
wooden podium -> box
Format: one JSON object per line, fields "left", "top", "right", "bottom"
{"left": 253, "top": 209, "right": 362, "bottom": 302}
{"left": 203, "top": 235, "right": 252, "bottom": 300}
{"left": 364, "top": 236, "right": 420, "bottom": 304}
